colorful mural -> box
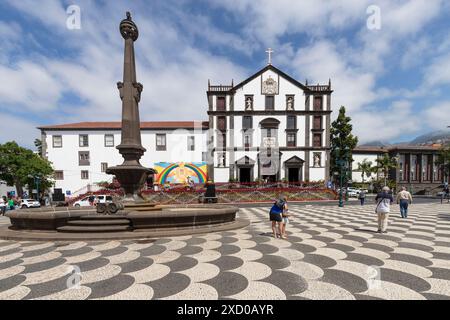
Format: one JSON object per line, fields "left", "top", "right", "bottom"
{"left": 154, "top": 162, "right": 208, "bottom": 184}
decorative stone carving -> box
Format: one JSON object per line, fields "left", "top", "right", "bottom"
{"left": 262, "top": 76, "right": 278, "bottom": 95}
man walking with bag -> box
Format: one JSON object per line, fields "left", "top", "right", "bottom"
{"left": 375, "top": 186, "right": 394, "bottom": 233}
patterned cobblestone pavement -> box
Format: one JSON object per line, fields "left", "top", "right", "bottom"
{"left": 0, "top": 203, "right": 449, "bottom": 300}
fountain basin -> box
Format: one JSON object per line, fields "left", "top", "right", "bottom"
{"left": 1, "top": 204, "right": 247, "bottom": 241}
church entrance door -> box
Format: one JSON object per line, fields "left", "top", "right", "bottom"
{"left": 239, "top": 168, "right": 251, "bottom": 183}
{"left": 288, "top": 168, "right": 299, "bottom": 183}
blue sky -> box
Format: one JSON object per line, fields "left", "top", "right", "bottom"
{"left": 1, "top": 0, "right": 450, "bottom": 148}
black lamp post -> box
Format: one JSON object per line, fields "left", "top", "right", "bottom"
{"left": 334, "top": 146, "right": 350, "bottom": 208}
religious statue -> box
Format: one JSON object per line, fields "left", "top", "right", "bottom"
{"left": 287, "top": 97, "right": 294, "bottom": 110}
{"left": 313, "top": 153, "right": 321, "bottom": 167}
{"left": 245, "top": 97, "right": 253, "bottom": 110}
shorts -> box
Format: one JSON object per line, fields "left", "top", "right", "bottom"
{"left": 282, "top": 217, "right": 289, "bottom": 224}
{"left": 270, "top": 213, "right": 282, "bottom": 222}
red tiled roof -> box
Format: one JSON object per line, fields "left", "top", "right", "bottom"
{"left": 354, "top": 145, "right": 443, "bottom": 153}
{"left": 38, "top": 121, "right": 209, "bottom": 130}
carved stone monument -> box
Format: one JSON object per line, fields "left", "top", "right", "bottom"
{"left": 106, "top": 12, "right": 156, "bottom": 203}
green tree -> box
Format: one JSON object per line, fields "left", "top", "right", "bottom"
{"left": 330, "top": 106, "right": 359, "bottom": 182}
{"left": 375, "top": 153, "right": 397, "bottom": 187}
{"left": 0, "top": 141, "right": 54, "bottom": 198}
{"left": 354, "top": 159, "right": 375, "bottom": 184}
{"left": 435, "top": 146, "right": 450, "bottom": 182}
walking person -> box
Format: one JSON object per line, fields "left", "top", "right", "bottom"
{"left": 358, "top": 190, "right": 366, "bottom": 206}
{"left": 269, "top": 195, "right": 286, "bottom": 239}
{"left": 375, "top": 186, "right": 394, "bottom": 234}
{"left": 396, "top": 187, "right": 413, "bottom": 218}
{"left": 7, "top": 198, "right": 15, "bottom": 211}
{"left": 443, "top": 183, "right": 450, "bottom": 204}
{"left": 0, "top": 197, "right": 6, "bottom": 215}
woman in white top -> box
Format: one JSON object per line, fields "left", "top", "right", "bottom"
{"left": 375, "top": 186, "right": 394, "bottom": 233}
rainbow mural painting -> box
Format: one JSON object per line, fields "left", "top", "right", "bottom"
{"left": 154, "top": 162, "right": 208, "bottom": 184}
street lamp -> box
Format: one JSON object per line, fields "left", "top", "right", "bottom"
{"left": 334, "top": 146, "right": 350, "bottom": 208}
{"left": 28, "top": 174, "right": 41, "bottom": 201}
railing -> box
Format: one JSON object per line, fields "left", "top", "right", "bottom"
{"left": 307, "top": 85, "right": 331, "bottom": 92}
{"left": 208, "top": 85, "right": 233, "bottom": 92}
{"left": 65, "top": 182, "right": 336, "bottom": 206}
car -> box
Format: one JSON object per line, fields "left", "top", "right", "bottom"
{"left": 20, "top": 199, "right": 41, "bottom": 209}
{"left": 73, "top": 195, "right": 114, "bottom": 207}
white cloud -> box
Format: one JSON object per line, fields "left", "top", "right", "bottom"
{"left": 424, "top": 52, "right": 450, "bottom": 87}
{"left": 291, "top": 40, "right": 377, "bottom": 113}
{"left": 422, "top": 102, "right": 450, "bottom": 130}
{"left": 0, "top": 114, "right": 40, "bottom": 148}
{"left": 352, "top": 100, "right": 421, "bottom": 143}
{"left": 0, "top": 61, "right": 64, "bottom": 111}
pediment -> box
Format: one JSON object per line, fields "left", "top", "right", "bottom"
{"left": 236, "top": 156, "right": 256, "bottom": 165}
{"left": 285, "top": 156, "right": 305, "bottom": 164}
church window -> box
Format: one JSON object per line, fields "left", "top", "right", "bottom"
{"left": 287, "top": 133, "right": 296, "bottom": 147}
{"left": 243, "top": 116, "right": 252, "bottom": 130}
{"left": 287, "top": 116, "right": 296, "bottom": 130}
{"left": 313, "top": 134, "right": 322, "bottom": 147}
{"left": 313, "top": 96, "right": 323, "bottom": 111}
{"left": 217, "top": 96, "right": 226, "bottom": 111}
{"left": 217, "top": 116, "right": 226, "bottom": 131}
{"left": 313, "top": 116, "right": 322, "bottom": 130}
{"left": 265, "top": 96, "right": 275, "bottom": 110}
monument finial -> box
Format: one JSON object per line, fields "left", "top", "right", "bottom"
{"left": 126, "top": 11, "right": 132, "bottom": 20}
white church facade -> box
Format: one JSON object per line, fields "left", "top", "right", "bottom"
{"left": 39, "top": 63, "right": 332, "bottom": 196}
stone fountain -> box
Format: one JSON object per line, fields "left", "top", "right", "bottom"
{"left": 1, "top": 12, "right": 244, "bottom": 241}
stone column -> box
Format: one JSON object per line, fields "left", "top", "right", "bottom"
{"left": 304, "top": 95, "right": 311, "bottom": 181}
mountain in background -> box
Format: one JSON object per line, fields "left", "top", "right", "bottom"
{"left": 360, "top": 130, "right": 450, "bottom": 147}
{"left": 410, "top": 130, "right": 450, "bottom": 145}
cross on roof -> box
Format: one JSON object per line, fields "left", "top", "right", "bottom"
{"left": 266, "top": 48, "right": 274, "bottom": 65}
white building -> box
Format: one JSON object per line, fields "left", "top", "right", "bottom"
{"left": 39, "top": 64, "right": 332, "bottom": 196}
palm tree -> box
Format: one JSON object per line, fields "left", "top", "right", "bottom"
{"left": 376, "top": 154, "right": 397, "bottom": 186}
{"left": 354, "top": 159, "right": 374, "bottom": 184}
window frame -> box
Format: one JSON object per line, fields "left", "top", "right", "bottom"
{"left": 104, "top": 134, "right": 114, "bottom": 147}
{"left": 216, "top": 96, "right": 226, "bottom": 111}
{"left": 79, "top": 134, "right": 89, "bottom": 147}
{"left": 81, "top": 170, "right": 89, "bottom": 180}
{"left": 156, "top": 134, "right": 167, "bottom": 151}
{"left": 313, "top": 133, "right": 322, "bottom": 147}
{"left": 242, "top": 116, "right": 253, "bottom": 130}
{"left": 187, "top": 136, "right": 195, "bottom": 151}
{"left": 265, "top": 95, "right": 275, "bottom": 111}
{"left": 52, "top": 135, "right": 63, "bottom": 148}
{"left": 287, "top": 132, "right": 297, "bottom": 147}
{"left": 78, "top": 151, "right": 90, "bottom": 166}
{"left": 54, "top": 170, "right": 64, "bottom": 180}
{"left": 287, "top": 116, "right": 297, "bottom": 130}
{"left": 101, "top": 162, "right": 108, "bottom": 173}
